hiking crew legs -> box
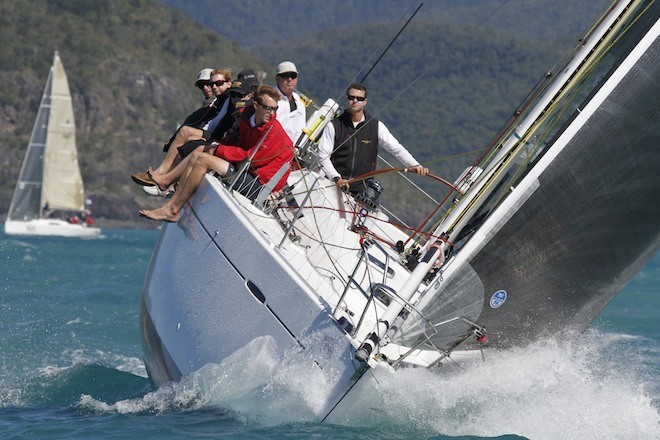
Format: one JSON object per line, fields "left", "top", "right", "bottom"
{"left": 153, "top": 125, "right": 205, "bottom": 175}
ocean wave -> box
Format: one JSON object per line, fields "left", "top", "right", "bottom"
{"left": 74, "top": 331, "right": 660, "bottom": 439}
{"left": 37, "top": 349, "right": 147, "bottom": 379}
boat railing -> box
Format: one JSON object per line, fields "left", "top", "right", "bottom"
{"left": 329, "top": 237, "right": 418, "bottom": 336}
{"left": 331, "top": 249, "right": 486, "bottom": 366}
{"left": 390, "top": 315, "right": 486, "bottom": 368}
{"left": 341, "top": 239, "right": 397, "bottom": 336}
{"left": 275, "top": 174, "right": 320, "bottom": 248}
{"left": 333, "top": 244, "right": 370, "bottom": 320}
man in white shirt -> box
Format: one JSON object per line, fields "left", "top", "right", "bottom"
{"left": 318, "top": 82, "right": 428, "bottom": 193}
{"left": 274, "top": 61, "right": 306, "bottom": 144}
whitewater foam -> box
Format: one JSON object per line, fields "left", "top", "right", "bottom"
{"left": 36, "top": 349, "right": 147, "bottom": 379}
{"left": 77, "top": 329, "right": 659, "bottom": 438}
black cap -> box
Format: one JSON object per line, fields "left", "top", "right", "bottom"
{"left": 238, "top": 68, "right": 259, "bottom": 91}
{"left": 227, "top": 79, "right": 250, "bottom": 95}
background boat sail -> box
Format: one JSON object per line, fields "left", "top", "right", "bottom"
{"left": 5, "top": 51, "right": 100, "bottom": 237}
{"left": 140, "top": 0, "right": 658, "bottom": 421}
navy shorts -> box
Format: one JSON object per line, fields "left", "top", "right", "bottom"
{"left": 178, "top": 139, "right": 209, "bottom": 158}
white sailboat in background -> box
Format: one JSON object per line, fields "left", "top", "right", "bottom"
{"left": 5, "top": 51, "right": 100, "bottom": 237}
{"left": 140, "top": 0, "right": 659, "bottom": 421}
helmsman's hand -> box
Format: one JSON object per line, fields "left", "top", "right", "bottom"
{"left": 407, "top": 165, "right": 429, "bottom": 176}
{"left": 335, "top": 178, "right": 351, "bottom": 191}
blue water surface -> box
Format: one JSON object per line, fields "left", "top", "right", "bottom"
{"left": 0, "top": 228, "right": 658, "bottom": 439}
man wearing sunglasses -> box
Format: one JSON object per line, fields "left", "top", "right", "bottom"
{"left": 194, "top": 68, "right": 214, "bottom": 104}
{"left": 274, "top": 61, "right": 306, "bottom": 144}
{"left": 318, "top": 82, "right": 428, "bottom": 194}
{"left": 138, "top": 86, "right": 293, "bottom": 222}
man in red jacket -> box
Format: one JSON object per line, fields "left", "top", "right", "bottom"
{"left": 138, "top": 85, "right": 293, "bottom": 222}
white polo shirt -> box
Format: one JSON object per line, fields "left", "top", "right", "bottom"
{"left": 275, "top": 86, "right": 306, "bottom": 144}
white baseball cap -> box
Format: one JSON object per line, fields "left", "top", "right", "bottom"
{"left": 276, "top": 61, "right": 298, "bottom": 75}
{"left": 195, "top": 68, "right": 213, "bottom": 86}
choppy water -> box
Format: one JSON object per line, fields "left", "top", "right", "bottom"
{"left": 1, "top": 228, "right": 658, "bottom": 439}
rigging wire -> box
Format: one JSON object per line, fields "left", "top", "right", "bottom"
{"left": 320, "top": 3, "right": 427, "bottom": 167}
{"left": 278, "top": 5, "right": 426, "bottom": 284}
{"left": 359, "top": 3, "right": 424, "bottom": 83}
{"left": 358, "top": 0, "right": 514, "bottom": 127}
{"left": 316, "top": 0, "right": 517, "bottom": 250}
{"left": 268, "top": 0, "right": 527, "bottom": 316}
{"left": 336, "top": 3, "right": 425, "bottom": 106}
{"left": 272, "top": 196, "right": 459, "bottom": 249}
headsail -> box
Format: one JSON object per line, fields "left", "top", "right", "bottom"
{"left": 396, "top": 0, "right": 660, "bottom": 350}
{"left": 42, "top": 52, "right": 85, "bottom": 212}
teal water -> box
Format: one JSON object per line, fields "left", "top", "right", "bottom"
{"left": 0, "top": 228, "right": 658, "bottom": 439}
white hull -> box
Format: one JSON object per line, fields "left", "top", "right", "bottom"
{"left": 4, "top": 219, "right": 101, "bottom": 237}
{"left": 140, "top": 173, "right": 476, "bottom": 420}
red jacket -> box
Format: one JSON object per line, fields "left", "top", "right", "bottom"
{"left": 214, "top": 114, "right": 293, "bottom": 191}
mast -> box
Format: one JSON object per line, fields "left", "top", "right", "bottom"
{"left": 6, "top": 54, "right": 56, "bottom": 221}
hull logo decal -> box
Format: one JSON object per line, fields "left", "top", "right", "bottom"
{"left": 490, "top": 290, "right": 507, "bottom": 308}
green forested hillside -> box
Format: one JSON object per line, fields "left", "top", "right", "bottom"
{"left": 158, "top": 0, "right": 611, "bottom": 49}
{"left": 0, "top": 0, "right": 268, "bottom": 224}
{"left": 0, "top": 0, "right": 610, "bottom": 226}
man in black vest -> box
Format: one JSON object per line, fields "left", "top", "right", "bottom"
{"left": 318, "top": 82, "right": 428, "bottom": 194}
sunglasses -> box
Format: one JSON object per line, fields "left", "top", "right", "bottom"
{"left": 347, "top": 94, "right": 366, "bottom": 102}
{"left": 211, "top": 79, "right": 229, "bottom": 87}
{"left": 197, "top": 82, "right": 212, "bottom": 89}
{"left": 256, "top": 100, "right": 278, "bottom": 112}
{"left": 277, "top": 72, "right": 298, "bottom": 80}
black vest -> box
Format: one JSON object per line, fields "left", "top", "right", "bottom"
{"left": 331, "top": 112, "right": 379, "bottom": 191}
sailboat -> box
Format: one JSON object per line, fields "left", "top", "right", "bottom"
{"left": 140, "top": 0, "right": 659, "bottom": 421}
{"left": 5, "top": 51, "right": 100, "bottom": 237}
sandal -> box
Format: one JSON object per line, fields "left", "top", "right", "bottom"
{"left": 132, "top": 171, "right": 156, "bottom": 186}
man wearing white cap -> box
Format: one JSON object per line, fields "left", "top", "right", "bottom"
{"left": 274, "top": 61, "right": 306, "bottom": 144}
{"left": 195, "top": 68, "right": 214, "bottom": 104}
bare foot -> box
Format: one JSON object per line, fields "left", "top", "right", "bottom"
{"left": 138, "top": 206, "right": 180, "bottom": 223}
{"left": 147, "top": 167, "right": 169, "bottom": 191}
